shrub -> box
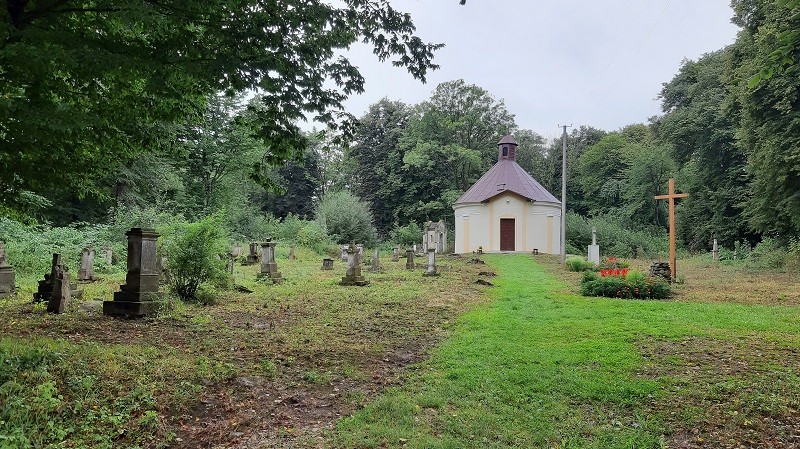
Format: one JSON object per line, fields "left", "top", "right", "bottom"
{"left": 315, "top": 190, "right": 377, "bottom": 245}
{"left": 566, "top": 212, "right": 667, "bottom": 259}
{"left": 390, "top": 223, "right": 421, "bottom": 247}
{"left": 162, "top": 215, "right": 228, "bottom": 302}
{"left": 580, "top": 269, "right": 670, "bottom": 299}
{"left": 565, "top": 256, "right": 595, "bottom": 272}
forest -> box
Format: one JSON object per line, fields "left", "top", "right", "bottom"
{"left": 2, "top": 0, "right": 800, "bottom": 269}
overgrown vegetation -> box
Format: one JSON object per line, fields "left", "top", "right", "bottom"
{"left": 580, "top": 270, "right": 671, "bottom": 300}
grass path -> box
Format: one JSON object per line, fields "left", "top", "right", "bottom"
{"left": 335, "top": 254, "right": 800, "bottom": 448}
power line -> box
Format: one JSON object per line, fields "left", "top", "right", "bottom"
{"left": 582, "top": 0, "right": 672, "bottom": 123}
{"left": 569, "top": 0, "right": 649, "bottom": 123}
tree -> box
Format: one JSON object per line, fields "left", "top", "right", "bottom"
{"left": 258, "top": 138, "right": 322, "bottom": 220}
{"left": 0, "top": 0, "right": 442, "bottom": 214}
{"left": 622, "top": 144, "right": 676, "bottom": 228}
{"left": 315, "top": 190, "right": 377, "bottom": 244}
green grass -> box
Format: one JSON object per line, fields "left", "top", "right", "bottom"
{"left": 335, "top": 254, "right": 800, "bottom": 448}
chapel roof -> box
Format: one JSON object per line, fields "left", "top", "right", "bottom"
{"left": 454, "top": 135, "right": 560, "bottom": 205}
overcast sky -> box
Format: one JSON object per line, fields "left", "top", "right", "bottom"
{"left": 333, "top": 0, "right": 739, "bottom": 141}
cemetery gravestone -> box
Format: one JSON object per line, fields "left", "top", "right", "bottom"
{"left": 245, "top": 242, "right": 259, "bottom": 265}
{"left": 357, "top": 244, "right": 365, "bottom": 265}
{"left": 103, "top": 228, "right": 161, "bottom": 317}
{"left": 226, "top": 254, "right": 235, "bottom": 274}
{"left": 423, "top": 248, "right": 439, "bottom": 277}
{"left": 288, "top": 246, "right": 297, "bottom": 260}
{"left": 0, "top": 242, "right": 15, "bottom": 298}
{"left": 422, "top": 220, "right": 448, "bottom": 253}
{"left": 258, "top": 239, "right": 283, "bottom": 283}
{"left": 369, "top": 248, "right": 382, "bottom": 273}
{"left": 392, "top": 247, "right": 399, "bottom": 262}
{"left": 587, "top": 228, "right": 600, "bottom": 265}
{"left": 405, "top": 249, "right": 415, "bottom": 270}
{"left": 34, "top": 253, "right": 81, "bottom": 302}
{"left": 230, "top": 243, "right": 243, "bottom": 259}
{"left": 341, "top": 245, "right": 348, "bottom": 262}
{"left": 322, "top": 258, "right": 334, "bottom": 270}
{"left": 78, "top": 246, "right": 97, "bottom": 282}
{"left": 712, "top": 239, "right": 719, "bottom": 261}
{"left": 339, "top": 243, "right": 369, "bottom": 286}
{"left": 47, "top": 265, "right": 71, "bottom": 314}
{"left": 101, "top": 245, "right": 113, "bottom": 265}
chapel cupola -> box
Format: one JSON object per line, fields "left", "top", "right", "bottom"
{"left": 498, "top": 134, "right": 517, "bottom": 162}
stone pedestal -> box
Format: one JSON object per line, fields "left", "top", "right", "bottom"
{"left": 78, "top": 247, "right": 97, "bottom": 282}
{"left": 423, "top": 248, "right": 439, "bottom": 277}
{"left": 322, "top": 258, "right": 334, "bottom": 270}
{"left": 405, "top": 249, "right": 415, "bottom": 270}
{"left": 103, "top": 228, "right": 161, "bottom": 318}
{"left": 369, "top": 248, "right": 382, "bottom": 273}
{"left": 258, "top": 239, "right": 283, "bottom": 283}
{"left": 340, "top": 243, "right": 369, "bottom": 286}
{"left": 0, "top": 242, "right": 15, "bottom": 298}
{"left": 712, "top": 239, "right": 719, "bottom": 261}
{"left": 587, "top": 228, "right": 600, "bottom": 265}
{"left": 47, "top": 266, "right": 71, "bottom": 314}
{"left": 244, "top": 242, "right": 259, "bottom": 265}
{"left": 226, "top": 255, "right": 235, "bottom": 274}
{"left": 392, "top": 247, "right": 399, "bottom": 262}
{"left": 34, "top": 253, "right": 81, "bottom": 302}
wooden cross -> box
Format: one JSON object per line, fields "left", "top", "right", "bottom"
{"left": 655, "top": 178, "right": 688, "bottom": 280}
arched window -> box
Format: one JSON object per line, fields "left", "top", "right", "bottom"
{"left": 502, "top": 146, "right": 508, "bottom": 156}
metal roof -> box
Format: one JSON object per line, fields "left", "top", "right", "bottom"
{"left": 498, "top": 135, "right": 518, "bottom": 145}
{"left": 454, "top": 159, "right": 560, "bottom": 204}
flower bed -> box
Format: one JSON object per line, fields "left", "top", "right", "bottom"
{"left": 580, "top": 270, "right": 670, "bottom": 300}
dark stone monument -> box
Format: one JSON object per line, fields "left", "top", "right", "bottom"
{"left": 244, "top": 242, "right": 259, "bottom": 265}
{"left": 405, "top": 249, "right": 415, "bottom": 270}
{"left": 34, "top": 253, "right": 81, "bottom": 302}
{"left": 258, "top": 239, "right": 283, "bottom": 283}
{"left": 369, "top": 248, "right": 382, "bottom": 273}
{"left": 321, "top": 258, "right": 334, "bottom": 270}
{"left": 339, "top": 243, "right": 369, "bottom": 286}
{"left": 103, "top": 228, "right": 161, "bottom": 318}
{"left": 0, "top": 242, "right": 15, "bottom": 298}
{"left": 47, "top": 265, "right": 71, "bottom": 314}
{"left": 78, "top": 246, "right": 97, "bottom": 282}
{"left": 423, "top": 248, "right": 439, "bottom": 277}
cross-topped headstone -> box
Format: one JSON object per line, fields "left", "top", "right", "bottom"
{"left": 655, "top": 178, "right": 689, "bottom": 280}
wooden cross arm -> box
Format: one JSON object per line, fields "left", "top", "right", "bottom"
{"left": 655, "top": 193, "right": 689, "bottom": 200}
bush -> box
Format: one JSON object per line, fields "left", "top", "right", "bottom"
{"left": 565, "top": 256, "right": 595, "bottom": 272}
{"left": 390, "top": 223, "right": 421, "bottom": 247}
{"left": 566, "top": 212, "right": 667, "bottom": 259}
{"left": 315, "top": 190, "right": 377, "bottom": 245}
{"left": 162, "top": 215, "right": 228, "bottom": 302}
{"left": 580, "top": 270, "right": 670, "bottom": 300}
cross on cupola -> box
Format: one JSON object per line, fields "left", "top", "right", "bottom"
{"left": 498, "top": 135, "right": 517, "bottom": 162}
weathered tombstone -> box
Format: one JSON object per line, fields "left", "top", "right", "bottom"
{"left": 226, "top": 254, "right": 235, "bottom": 274}
{"left": 157, "top": 255, "right": 168, "bottom": 285}
{"left": 392, "top": 247, "right": 399, "bottom": 262}
{"left": 34, "top": 253, "right": 81, "bottom": 302}
{"left": 422, "top": 220, "right": 448, "bottom": 253}
{"left": 340, "top": 245, "right": 348, "bottom": 262}
{"left": 101, "top": 244, "right": 113, "bottom": 265}
{"left": 0, "top": 242, "right": 15, "bottom": 298}
{"left": 245, "top": 242, "right": 259, "bottom": 265}
{"left": 47, "top": 265, "right": 71, "bottom": 314}
{"left": 103, "top": 228, "right": 161, "bottom": 318}
{"left": 357, "top": 244, "right": 365, "bottom": 265}
{"left": 369, "top": 248, "right": 382, "bottom": 273}
{"left": 230, "top": 243, "right": 243, "bottom": 259}
{"left": 712, "top": 239, "right": 719, "bottom": 261}
{"left": 288, "top": 246, "right": 297, "bottom": 260}
{"left": 78, "top": 246, "right": 97, "bottom": 282}
{"left": 587, "top": 228, "right": 600, "bottom": 265}
{"left": 321, "top": 258, "right": 334, "bottom": 270}
{"left": 339, "top": 243, "right": 369, "bottom": 286}
{"left": 405, "top": 249, "right": 415, "bottom": 270}
{"left": 258, "top": 239, "right": 283, "bottom": 283}
{"left": 423, "top": 248, "right": 439, "bottom": 276}
{"left": 412, "top": 243, "right": 417, "bottom": 254}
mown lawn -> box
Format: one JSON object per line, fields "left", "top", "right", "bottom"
{"left": 336, "top": 254, "right": 800, "bottom": 448}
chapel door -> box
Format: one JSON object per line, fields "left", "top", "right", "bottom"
{"left": 500, "top": 219, "right": 515, "bottom": 251}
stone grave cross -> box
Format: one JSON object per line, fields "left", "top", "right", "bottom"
{"left": 654, "top": 178, "right": 689, "bottom": 280}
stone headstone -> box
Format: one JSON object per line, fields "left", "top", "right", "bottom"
{"left": 369, "top": 248, "right": 382, "bottom": 273}
{"left": 226, "top": 254, "right": 235, "bottom": 274}
{"left": 340, "top": 245, "right": 348, "bottom": 262}
{"left": 392, "top": 247, "right": 399, "bottom": 262}
{"left": 157, "top": 255, "right": 168, "bottom": 285}
{"left": 34, "top": 253, "right": 81, "bottom": 302}
{"left": 288, "top": 246, "right": 297, "bottom": 260}
{"left": 245, "top": 242, "right": 259, "bottom": 265}
{"left": 712, "top": 239, "right": 719, "bottom": 261}
{"left": 101, "top": 245, "right": 113, "bottom": 265}
{"left": 258, "top": 239, "right": 283, "bottom": 283}
{"left": 423, "top": 248, "right": 439, "bottom": 277}
{"left": 47, "top": 265, "right": 71, "bottom": 314}
{"left": 78, "top": 246, "right": 97, "bottom": 282}
{"left": 103, "top": 228, "right": 161, "bottom": 317}
{"left": 587, "top": 228, "right": 600, "bottom": 265}
{"left": 321, "top": 258, "right": 334, "bottom": 270}
{"left": 0, "top": 242, "right": 15, "bottom": 298}
{"left": 405, "top": 249, "right": 415, "bottom": 270}
{"left": 339, "top": 243, "right": 369, "bottom": 286}
{"left": 356, "top": 244, "right": 365, "bottom": 265}
{"left": 230, "top": 243, "right": 243, "bottom": 259}
{"left": 422, "top": 220, "right": 448, "bottom": 253}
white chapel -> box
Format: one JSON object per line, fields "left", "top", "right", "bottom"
{"left": 453, "top": 135, "right": 562, "bottom": 254}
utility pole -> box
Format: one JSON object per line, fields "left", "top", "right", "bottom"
{"left": 558, "top": 124, "right": 571, "bottom": 264}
